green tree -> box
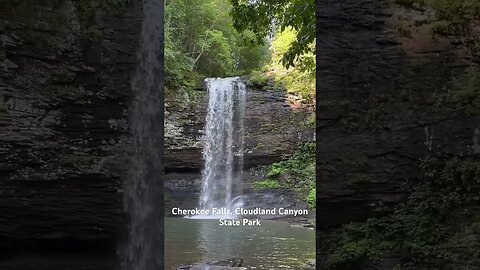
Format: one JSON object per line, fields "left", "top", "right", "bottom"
{"left": 195, "top": 29, "right": 235, "bottom": 77}
{"left": 233, "top": 31, "right": 271, "bottom": 74}
{"left": 265, "top": 28, "right": 315, "bottom": 103}
{"left": 230, "top": 0, "right": 315, "bottom": 68}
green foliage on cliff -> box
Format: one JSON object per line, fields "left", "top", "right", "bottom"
{"left": 269, "top": 142, "right": 315, "bottom": 186}
{"left": 306, "top": 113, "right": 316, "bottom": 129}
{"left": 425, "top": 0, "right": 480, "bottom": 29}
{"left": 164, "top": 0, "right": 269, "bottom": 94}
{"left": 253, "top": 179, "right": 281, "bottom": 190}
{"left": 260, "top": 142, "right": 316, "bottom": 207}
{"left": 247, "top": 70, "right": 270, "bottom": 88}
{"left": 319, "top": 157, "right": 480, "bottom": 269}
{"left": 307, "top": 187, "right": 316, "bottom": 209}
{"left": 400, "top": 0, "right": 480, "bottom": 61}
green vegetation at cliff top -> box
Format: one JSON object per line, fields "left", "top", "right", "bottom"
{"left": 229, "top": 0, "right": 315, "bottom": 104}
{"left": 230, "top": 0, "right": 315, "bottom": 69}
{"left": 245, "top": 27, "right": 315, "bottom": 104}
{"left": 165, "top": 0, "right": 316, "bottom": 104}
{"left": 164, "top": 0, "right": 270, "bottom": 97}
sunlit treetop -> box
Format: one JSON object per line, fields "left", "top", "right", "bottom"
{"left": 230, "top": 0, "right": 315, "bottom": 69}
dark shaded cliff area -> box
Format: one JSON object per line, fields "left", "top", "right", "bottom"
{"left": 317, "top": 0, "right": 480, "bottom": 269}
{"left": 0, "top": 1, "right": 142, "bottom": 257}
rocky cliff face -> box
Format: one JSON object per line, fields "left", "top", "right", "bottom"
{"left": 165, "top": 85, "right": 314, "bottom": 172}
{"left": 317, "top": 0, "right": 480, "bottom": 228}
{"left": 0, "top": 2, "right": 142, "bottom": 250}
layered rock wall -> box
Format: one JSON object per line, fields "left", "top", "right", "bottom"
{"left": 165, "top": 87, "right": 313, "bottom": 172}
{"left": 0, "top": 2, "right": 142, "bottom": 249}
{"left": 317, "top": 0, "right": 480, "bottom": 227}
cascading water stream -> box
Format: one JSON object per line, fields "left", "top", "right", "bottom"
{"left": 123, "top": 0, "right": 163, "bottom": 269}
{"left": 199, "top": 77, "right": 247, "bottom": 213}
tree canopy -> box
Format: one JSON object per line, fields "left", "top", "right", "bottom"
{"left": 230, "top": 0, "right": 315, "bottom": 69}
{"left": 164, "top": 0, "right": 269, "bottom": 92}
{"left": 164, "top": 0, "right": 316, "bottom": 104}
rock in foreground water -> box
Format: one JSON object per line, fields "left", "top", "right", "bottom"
{"left": 176, "top": 257, "right": 246, "bottom": 270}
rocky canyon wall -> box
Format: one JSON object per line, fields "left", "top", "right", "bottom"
{"left": 317, "top": 0, "right": 480, "bottom": 228}
{"left": 165, "top": 86, "right": 314, "bottom": 172}
{"left": 0, "top": 2, "right": 142, "bottom": 250}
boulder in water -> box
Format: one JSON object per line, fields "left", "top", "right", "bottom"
{"left": 306, "top": 259, "right": 316, "bottom": 269}
{"left": 210, "top": 257, "right": 243, "bottom": 267}
{"left": 176, "top": 257, "right": 246, "bottom": 270}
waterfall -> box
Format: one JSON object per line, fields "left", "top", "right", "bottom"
{"left": 199, "top": 77, "right": 247, "bottom": 212}
{"left": 123, "top": 0, "right": 163, "bottom": 269}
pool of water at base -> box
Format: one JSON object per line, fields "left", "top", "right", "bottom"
{"left": 165, "top": 217, "right": 315, "bottom": 270}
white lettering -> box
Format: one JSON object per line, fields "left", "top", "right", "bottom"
{"left": 171, "top": 207, "right": 210, "bottom": 216}
{"left": 278, "top": 208, "right": 308, "bottom": 216}
{"left": 219, "top": 219, "right": 240, "bottom": 226}
{"left": 242, "top": 218, "right": 261, "bottom": 226}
